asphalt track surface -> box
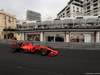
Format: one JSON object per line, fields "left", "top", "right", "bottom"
{"left": 0, "top": 43, "right": 100, "bottom": 75}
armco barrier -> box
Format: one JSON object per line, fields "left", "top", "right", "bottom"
{"left": 0, "top": 39, "right": 100, "bottom": 50}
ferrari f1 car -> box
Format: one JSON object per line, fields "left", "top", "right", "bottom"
{"left": 12, "top": 43, "right": 58, "bottom": 56}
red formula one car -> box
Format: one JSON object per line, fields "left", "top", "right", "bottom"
{"left": 12, "top": 43, "right": 58, "bottom": 56}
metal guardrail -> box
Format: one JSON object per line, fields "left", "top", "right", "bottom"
{"left": 0, "top": 39, "right": 100, "bottom": 50}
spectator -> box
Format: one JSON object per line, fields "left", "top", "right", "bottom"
{"left": 12, "top": 37, "right": 14, "bottom": 40}
{"left": 14, "top": 37, "right": 17, "bottom": 40}
{"left": 12, "top": 37, "right": 17, "bottom": 40}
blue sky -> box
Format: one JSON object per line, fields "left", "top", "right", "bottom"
{"left": 0, "top": 0, "right": 69, "bottom": 20}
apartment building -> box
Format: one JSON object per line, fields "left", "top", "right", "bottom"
{"left": 0, "top": 9, "right": 16, "bottom": 29}
{"left": 57, "top": 0, "right": 100, "bottom": 18}
{"left": 84, "top": 0, "right": 100, "bottom": 16}
{"left": 26, "top": 10, "right": 41, "bottom": 21}
{"left": 0, "top": 9, "right": 16, "bottom": 39}
{"left": 57, "top": 0, "right": 84, "bottom": 18}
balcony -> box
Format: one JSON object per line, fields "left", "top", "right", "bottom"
{"left": 66, "top": 7, "right": 70, "bottom": 11}
{"left": 68, "top": 0, "right": 83, "bottom": 4}
{"left": 87, "top": 10, "right": 91, "bottom": 12}
{"left": 8, "top": 20, "right": 11, "bottom": 23}
{"left": 72, "top": 3, "right": 83, "bottom": 7}
{"left": 93, "top": 0, "right": 98, "bottom": 3}
{"left": 93, "top": 7, "right": 98, "bottom": 10}
{"left": 93, "top": 3, "right": 98, "bottom": 7}
{"left": 87, "top": 6, "right": 90, "bottom": 9}
{"left": 87, "top": 2, "right": 90, "bottom": 6}
{"left": 66, "top": 11, "right": 70, "bottom": 14}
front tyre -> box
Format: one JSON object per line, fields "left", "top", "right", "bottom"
{"left": 12, "top": 45, "right": 20, "bottom": 52}
{"left": 41, "top": 49, "right": 48, "bottom": 56}
{"left": 12, "top": 48, "right": 17, "bottom": 52}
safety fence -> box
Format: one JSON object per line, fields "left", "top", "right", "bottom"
{"left": 0, "top": 39, "right": 100, "bottom": 50}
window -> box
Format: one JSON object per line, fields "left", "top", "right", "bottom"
{"left": 94, "top": 14, "right": 98, "bottom": 16}
{"left": 93, "top": 3, "right": 98, "bottom": 7}
{"left": 45, "top": 33, "right": 64, "bottom": 42}
{"left": 73, "top": 3, "right": 83, "bottom": 7}
{"left": 87, "top": 10, "right": 90, "bottom": 12}
{"left": 77, "top": 7, "right": 79, "bottom": 10}
{"left": 67, "top": 11, "right": 70, "bottom": 13}
{"left": 87, "top": 2, "right": 90, "bottom": 6}
{"left": 66, "top": 7, "right": 70, "bottom": 11}
{"left": 9, "top": 17, "right": 10, "bottom": 20}
{"left": 27, "top": 34, "right": 40, "bottom": 41}
{"left": 8, "top": 17, "right": 11, "bottom": 22}
{"left": 94, "top": 11, "right": 97, "bottom": 13}
{"left": 4, "top": 16, "right": 6, "bottom": 19}
{"left": 93, "top": 7, "right": 98, "bottom": 10}
{"left": 70, "top": 34, "right": 84, "bottom": 42}
{"left": 5, "top": 21, "right": 6, "bottom": 25}
{"left": 73, "top": 6, "right": 75, "bottom": 9}
{"left": 87, "top": 13, "right": 90, "bottom": 15}
{"left": 12, "top": 19, "right": 14, "bottom": 22}
{"left": 70, "top": 34, "right": 92, "bottom": 43}
{"left": 18, "top": 33, "right": 20, "bottom": 35}
{"left": 93, "top": 0, "right": 98, "bottom": 3}
{"left": 87, "top": 6, "right": 90, "bottom": 9}
{"left": 87, "top": 0, "right": 89, "bottom": 1}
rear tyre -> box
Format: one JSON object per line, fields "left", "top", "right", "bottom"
{"left": 41, "top": 49, "right": 48, "bottom": 56}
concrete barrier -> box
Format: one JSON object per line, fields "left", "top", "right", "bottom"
{"left": 0, "top": 39, "right": 100, "bottom": 50}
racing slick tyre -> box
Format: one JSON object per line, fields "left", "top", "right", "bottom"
{"left": 12, "top": 47, "right": 18, "bottom": 52}
{"left": 41, "top": 49, "right": 48, "bottom": 56}
{"left": 12, "top": 45, "right": 20, "bottom": 52}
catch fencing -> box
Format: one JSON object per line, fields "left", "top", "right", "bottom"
{"left": 0, "top": 39, "right": 100, "bottom": 50}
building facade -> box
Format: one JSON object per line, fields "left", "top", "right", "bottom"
{"left": 16, "top": 29, "right": 100, "bottom": 43}
{"left": 57, "top": 0, "right": 84, "bottom": 18}
{"left": 16, "top": 16, "right": 100, "bottom": 43}
{"left": 26, "top": 10, "right": 41, "bottom": 21}
{"left": 0, "top": 9, "right": 16, "bottom": 39}
{"left": 84, "top": 0, "right": 100, "bottom": 16}
{"left": 16, "top": 19, "right": 29, "bottom": 23}
{"left": 57, "top": 0, "right": 100, "bottom": 18}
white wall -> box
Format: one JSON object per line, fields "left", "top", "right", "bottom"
{"left": 96, "top": 31, "right": 99, "bottom": 43}
{"left": 66, "top": 32, "right": 70, "bottom": 42}
{"left": 40, "top": 32, "right": 43, "bottom": 41}
{"left": 21, "top": 33, "right": 24, "bottom": 40}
